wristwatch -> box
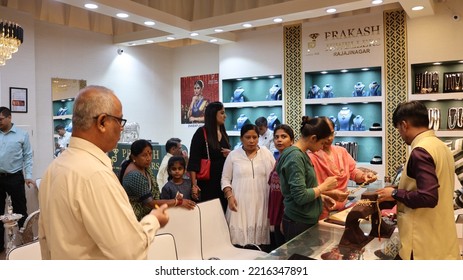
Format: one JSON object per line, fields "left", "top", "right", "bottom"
{"left": 391, "top": 189, "right": 398, "bottom": 199}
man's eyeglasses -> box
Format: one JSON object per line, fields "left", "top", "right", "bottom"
{"left": 94, "top": 114, "right": 127, "bottom": 127}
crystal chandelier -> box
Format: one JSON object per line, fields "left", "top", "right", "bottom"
{"left": 0, "top": 20, "right": 24, "bottom": 66}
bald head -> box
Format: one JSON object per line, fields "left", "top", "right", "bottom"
{"left": 72, "top": 85, "right": 124, "bottom": 152}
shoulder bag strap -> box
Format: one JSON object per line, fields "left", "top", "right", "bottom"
{"left": 202, "top": 127, "right": 210, "bottom": 160}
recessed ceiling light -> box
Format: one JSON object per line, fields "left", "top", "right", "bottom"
{"left": 146, "top": 40, "right": 154, "bottom": 43}
{"left": 84, "top": 3, "right": 98, "bottom": 9}
{"left": 459, "top": 60, "right": 463, "bottom": 63}
{"left": 273, "top": 18, "right": 283, "bottom": 23}
{"left": 326, "top": 8, "right": 337, "bottom": 14}
{"left": 214, "top": 28, "right": 223, "bottom": 33}
{"left": 321, "top": 71, "right": 328, "bottom": 74}
{"left": 411, "top": 6, "right": 424, "bottom": 11}
{"left": 166, "top": 36, "right": 175, "bottom": 40}
{"left": 371, "top": 0, "right": 383, "bottom": 5}
{"left": 190, "top": 32, "right": 199, "bottom": 36}
{"left": 433, "top": 62, "right": 442, "bottom": 65}
{"left": 144, "top": 21, "right": 155, "bottom": 26}
{"left": 209, "top": 39, "right": 218, "bottom": 43}
{"left": 116, "top": 13, "right": 129, "bottom": 18}
{"left": 236, "top": 78, "right": 243, "bottom": 81}
{"left": 242, "top": 23, "right": 252, "bottom": 28}
{"left": 252, "top": 77, "right": 258, "bottom": 80}
{"left": 268, "top": 75, "right": 275, "bottom": 78}
{"left": 361, "top": 68, "right": 369, "bottom": 71}
{"left": 340, "top": 69, "right": 348, "bottom": 73}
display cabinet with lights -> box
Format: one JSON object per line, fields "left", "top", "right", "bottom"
{"left": 410, "top": 60, "right": 463, "bottom": 139}
{"left": 222, "top": 74, "right": 283, "bottom": 148}
{"left": 304, "top": 67, "right": 384, "bottom": 175}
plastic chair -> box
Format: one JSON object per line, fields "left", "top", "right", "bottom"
{"left": 147, "top": 233, "right": 178, "bottom": 260}
{"left": 197, "top": 199, "right": 268, "bottom": 260}
{"left": 18, "top": 210, "right": 40, "bottom": 245}
{"left": 156, "top": 205, "right": 202, "bottom": 259}
{"left": 6, "top": 240, "right": 41, "bottom": 260}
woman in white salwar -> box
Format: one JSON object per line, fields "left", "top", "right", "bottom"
{"left": 221, "top": 124, "right": 276, "bottom": 248}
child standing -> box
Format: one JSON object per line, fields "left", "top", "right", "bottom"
{"left": 161, "top": 156, "right": 193, "bottom": 200}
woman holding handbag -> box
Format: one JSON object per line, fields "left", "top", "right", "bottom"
{"left": 188, "top": 101, "right": 231, "bottom": 212}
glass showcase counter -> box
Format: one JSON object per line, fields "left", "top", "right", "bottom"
{"left": 260, "top": 222, "right": 399, "bottom": 260}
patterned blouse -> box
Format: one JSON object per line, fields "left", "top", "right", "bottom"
{"left": 122, "top": 168, "right": 160, "bottom": 221}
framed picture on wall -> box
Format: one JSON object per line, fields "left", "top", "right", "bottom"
{"left": 180, "top": 73, "right": 219, "bottom": 125}
{"left": 9, "top": 87, "right": 28, "bottom": 113}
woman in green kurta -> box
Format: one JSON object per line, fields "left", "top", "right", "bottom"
{"left": 276, "top": 117, "right": 338, "bottom": 241}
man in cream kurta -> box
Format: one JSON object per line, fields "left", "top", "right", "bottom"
{"left": 377, "top": 101, "right": 460, "bottom": 260}
{"left": 39, "top": 86, "right": 168, "bottom": 259}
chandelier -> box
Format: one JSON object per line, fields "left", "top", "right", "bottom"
{"left": 0, "top": 20, "right": 24, "bottom": 66}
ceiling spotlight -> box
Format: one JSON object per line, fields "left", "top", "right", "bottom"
{"left": 326, "top": 8, "right": 337, "bottom": 13}
{"left": 144, "top": 21, "right": 155, "bottom": 26}
{"left": 273, "top": 18, "right": 283, "bottom": 23}
{"left": 214, "top": 28, "right": 224, "bottom": 33}
{"left": 209, "top": 39, "right": 218, "bottom": 43}
{"left": 84, "top": 3, "right": 98, "bottom": 9}
{"left": 190, "top": 32, "right": 199, "bottom": 36}
{"left": 166, "top": 36, "right": 175, "bottom": 40}
{"left": 242, "top": 23, "right": 252, "bottom": 28}
{"left": 361, "top": 68, "right": 369, "bottom": 71}
{"left": 252, "top": 77, "right": 258, "bottom": 80}
{"left": 371, "top": 0, "right": 383, "bottom": 5}
{"left": 321, "top": 71, "right": 328, "bottom": 74}
{"left": 146, "top": 40, "right": 154, "bottom": 43}
{"left": 411, "top": 6, "right": 424, "bottom": 11}
{"left": 433, "top": 62, "right": 442, "bottom": 65}
{"left": 116, "top": 13, "right": 129, "bottom": 18}
{"left": 268, "top": 75, "right": 275, "bottom": 78}
{"left": 340, "top": 69, "right": 348, "bottom": 73}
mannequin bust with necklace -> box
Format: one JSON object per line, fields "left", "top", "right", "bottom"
{"left": 236, "top": 114, "right": 250, "bottom": 130}
{"left": 352, "top": 82, "right": 366, "bottom": 97}
{"left": 352, "top": 115, "right": 365, "bottom": 131}
{"left": 322, "top": 84, "right": 334, "bottom": 98}
{"left": 338, "top": 107, "right": 353, "bottom": 131}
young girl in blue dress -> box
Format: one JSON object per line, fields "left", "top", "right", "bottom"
{"left": 161, "top": 156, "right": 193, "bottom": 200}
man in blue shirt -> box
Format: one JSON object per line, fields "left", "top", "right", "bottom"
{"left": 0, "top": 106, "right": 36, "bottom": 253}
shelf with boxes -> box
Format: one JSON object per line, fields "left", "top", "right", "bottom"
{"left": 304, "top": 67, "right": 384, "bottom": 170}
{"left": 222, "top": 74, "right": 283, "bottom": 148}
{"left": 410, "top": 60, "right": 463, "bottom": 138}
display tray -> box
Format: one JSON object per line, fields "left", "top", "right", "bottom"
{"left": 258, "top": 222, "right": 399, "bottom": 260}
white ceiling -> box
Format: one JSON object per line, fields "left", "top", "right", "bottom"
{"left": 5, "top": 0, "right": 436, "bottom": 47}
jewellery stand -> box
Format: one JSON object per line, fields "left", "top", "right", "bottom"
{"left": 236, "top": 114, "right": 249, "bottom": 130}
{"left": 368, "top": 81, "right": 381, "bottom": 96}
{"left": 307, "top": 84, "right": 321, "bottom": 99}
{"left": 322, "top": 84, "right": 334, "bottom": 98}
{"left": 338, "top": 107, "right": 352, "bottom": 131}
{"left": 267, "top": 113, "right": 280, "bottom": 131}
{"left": 231, "top": 87, "right": 245, "bottom": 102}
{"left": 339, "top": 192, "right": 395, "bottom": 249}
{"left": 267, "top": 84, "right": 282, "bottom": 101}
{"left": 352, "top": 82, "right": 366, "bottom": 97}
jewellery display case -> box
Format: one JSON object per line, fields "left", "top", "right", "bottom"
{"left": 304, "top": 67, "right": 384, "bottom": 175}
{"left": 52, "top": 98, "right": 74, "bottom": 133}
{"left": 410, "top": 61, "right": 463, "bottom": 139}
{"left": 222, "top": 75, "right": 283, "bottom": 148}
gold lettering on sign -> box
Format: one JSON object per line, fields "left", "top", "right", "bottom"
{"left": 324, "top": 25, "right": 381, "bottom": 40}
{"left": 152, "top": 149, "right": 160, "bottom": 160}
{"left": 121, "top": 148, "right": 130, "bottom": 160}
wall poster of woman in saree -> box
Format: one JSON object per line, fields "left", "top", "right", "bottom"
{"left": 181, "top": 74, "right": 219, "bottom": 125}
